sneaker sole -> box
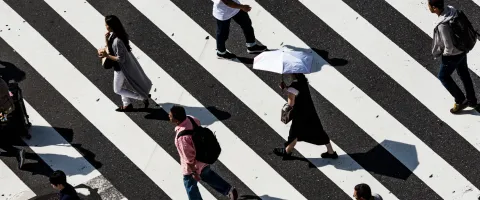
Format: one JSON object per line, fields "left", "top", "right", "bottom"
{"left": 217, "top": 56, "right": 236, "bottom": 60}
{"left": 247, "top": 50, "right": 266, "bottom": 54}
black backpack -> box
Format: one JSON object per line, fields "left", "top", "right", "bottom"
{"left": 176, "top": 116, "right": 221, "bottom": 164}
{"left": 445, "top": 9, "right": 480, "bottom": 53}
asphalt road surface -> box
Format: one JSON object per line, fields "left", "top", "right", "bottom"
{"left": 1, "top": 0, "right": 480, "bottom": 200}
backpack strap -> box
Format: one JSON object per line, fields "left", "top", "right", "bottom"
{"left": 175, "top": 116, "right": 199, "bottom": 139}
{"left": 186, "top": 116, "right": 199, "bottom": 129}
{"left": 176, "top": 129, "right": 193, "bottom": 139}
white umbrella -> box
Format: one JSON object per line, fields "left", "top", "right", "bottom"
{"left": 253, "top": 46, "right": 314, "bottom": 74}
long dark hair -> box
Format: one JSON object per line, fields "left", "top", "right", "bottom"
{"left": 105, "top": 15, "right": 132, "bottom": 52}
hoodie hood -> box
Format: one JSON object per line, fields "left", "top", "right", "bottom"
{"left": 435, "top": 5, "right": 457, "bottom": 26}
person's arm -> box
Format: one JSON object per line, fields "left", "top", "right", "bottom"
{"left": 177, "top": 136, "right": 198, "bottom": 173}
{"left": 286, "top": 87, "right": 298, "bottom": 106}
{"left": 438, "top": 24, "right": 457, "bottom": 55}
{"left": 221, "top": 0, "right": 251, "bottom": 11}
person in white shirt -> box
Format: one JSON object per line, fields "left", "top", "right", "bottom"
{"left": 212, "top": 0, "right": 267, "bottom": 59}
{"left": 353, "top": 183, "right": 383, "bottom": 200}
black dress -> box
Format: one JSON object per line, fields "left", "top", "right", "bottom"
{"left": 284, "top": 80, "right": 330, "bottom": 147}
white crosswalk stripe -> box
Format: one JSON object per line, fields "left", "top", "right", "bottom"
{"left": 0, "top": 0, "right": 480, "bottom": 199}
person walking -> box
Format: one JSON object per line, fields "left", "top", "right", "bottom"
{"left": 169, "top": 105, "right": 238, "bottom": 200}
{"left": 49, "top": 170, "right": 80, "bottom": 200}
{"left": 273, "top": 73, "right": 338, "bottom": 159}
{"left": 428, "top": 0, "right": 478, "bottom": 113}
{"left": 212, "top": 0, "right": 267, "bottom": 59}
{"left": 98, "top": 15, "right": 152, "bottom": 112}
{"left": 354, "top": 183, "right": 383, "bottom": 200}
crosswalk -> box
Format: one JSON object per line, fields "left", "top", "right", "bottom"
{"left": 0, "top": 0, "right": 480, "bottom": 199}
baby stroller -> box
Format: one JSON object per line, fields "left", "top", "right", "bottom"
{"left": 0, "top": 78, "right": 29, "bottom": 169}
{"left": 0, "top": 78, "right": 31, "bottom": 139}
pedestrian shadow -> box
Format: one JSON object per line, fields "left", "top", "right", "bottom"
{"left": 311, "top": 48, "right": 349, "bottom": 67}
{"left": 147, "top": 102, "right": 232, "bottom": 126}
{"left": 240, "top": 194, "right": 287, "bottom": 200}
{"left": 233, "top": 48, "right": 280, "bottom": 65}
{"left": 454, "top": 106, "right": 480, "bottom": 116}
{"left": 282, "top": 140, "right": 418, "bottom": 180}
{"left": 3, "top": 126, "right": 102, "bottom": 178}
{"left": 27, "top": 184, "right": 102, "bottom": 200}
{"left": 74, "top": 184, "right": 102, "bottom": 200}
{"left": 0, "top": 60, "right": 26, "bottom": 83}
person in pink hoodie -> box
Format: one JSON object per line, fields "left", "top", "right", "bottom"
{"left": 169, "top": 105, "right": 238, "bottom": 200}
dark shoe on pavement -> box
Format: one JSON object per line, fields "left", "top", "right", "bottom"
{"left": 247, "top": 44, "right": 267, "bottom": 54}
{"left": 450, "top": 101, "right": 468, "bottom": 114}
{"left": 321, "top": 151, "right": 338, "bottom": 159}
{"left": 217, "top": 51, "right": 237, "bottom": 60}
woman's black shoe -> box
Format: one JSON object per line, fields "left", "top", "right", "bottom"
{"left": 321, "top": 151, "right": 338, "bottom": 159}
{"left": 116, "top": 104, "right": 133, "bottom": 112}
{"left": 273, "top": 147, "right": 292, "bottom": 158}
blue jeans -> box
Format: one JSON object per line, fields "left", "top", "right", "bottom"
{"left": 183, "top": 165, "right": 232, "bottom": 200}
{"left": 216, "top": 10, "right": 256, "bottom": 53}
{"left": 438, "top": 53, "right": 477, "bottom": 104}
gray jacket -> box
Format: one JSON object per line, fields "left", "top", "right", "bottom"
{"left": 112, "top": 38, "right": 152, "bottom": 99}
{"left": 432, "top": 5, "right": 464, "bottom": 58}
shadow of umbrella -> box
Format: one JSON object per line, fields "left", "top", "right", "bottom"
{"left": 286, "top": 140, "right": 418, "bottom": 180}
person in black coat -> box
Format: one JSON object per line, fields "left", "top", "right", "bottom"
{"left": 274, "top": 73, "right": 338, "bottom": 159}
{"left": 49, "top": 170, "right": 80, "bottom": 200}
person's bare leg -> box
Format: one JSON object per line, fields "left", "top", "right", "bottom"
{"left": 325, "top": 143, "right": 334, "bottom": 154}
{"left": 285, "top": 138, "right": 298, "bottom": 154}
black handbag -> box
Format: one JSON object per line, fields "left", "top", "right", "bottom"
{"left": 281, "top": 103, "right": 293, "bottom": 124}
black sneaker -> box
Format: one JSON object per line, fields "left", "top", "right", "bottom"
{"left": 247, "top": 44, "right": 267, "bottom": 54}
{"left": 321, "top": 151, "right": 338, "bottom": 159}
{"left": 217, "top": 51, "right": 236, "bottom": 60}
{"left": 450, "top": 101, "right": 468, "bottom": 114}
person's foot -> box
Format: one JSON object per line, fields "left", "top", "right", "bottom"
{"left": 217, "top": 51, "right": 236, "bottom": 60}
{"left": 273, "top": 147, "right": 292, "bottom": 158}
{"left": 115, "top": 104, "right": 133, "bottom": 112}
{"left": 450, "top": 101, "right": 468, "bottom": 114}
{"left": 247, "top": 44, "right": 267, "bottom": 54}
{"left": 228, "top": 187, "right": 238, "bottom": 200}
{"left": 321, "top": 151, "right": 338, "bottom": 159}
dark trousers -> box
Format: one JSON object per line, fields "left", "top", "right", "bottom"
{"left": 438, "top": 53, "right": 477, "bottom": 104}
{"left": 183, "top": 165, "right": 232, "bottom": 200}
{"left": 216, "top": 10, "right": 256, "bottom": 53}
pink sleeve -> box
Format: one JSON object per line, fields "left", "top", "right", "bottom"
{"left": 177, "top": 136, "right": 196, "bottom": 165}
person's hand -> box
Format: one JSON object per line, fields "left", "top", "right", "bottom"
{"left": 192, "top": 173, "right": 201, "bottom": 181}
{"left": 241, "top": 4, "right": 251, "bottom": 12}
{"left": 98, "top": 50, "right": 108, "bottom": 58}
